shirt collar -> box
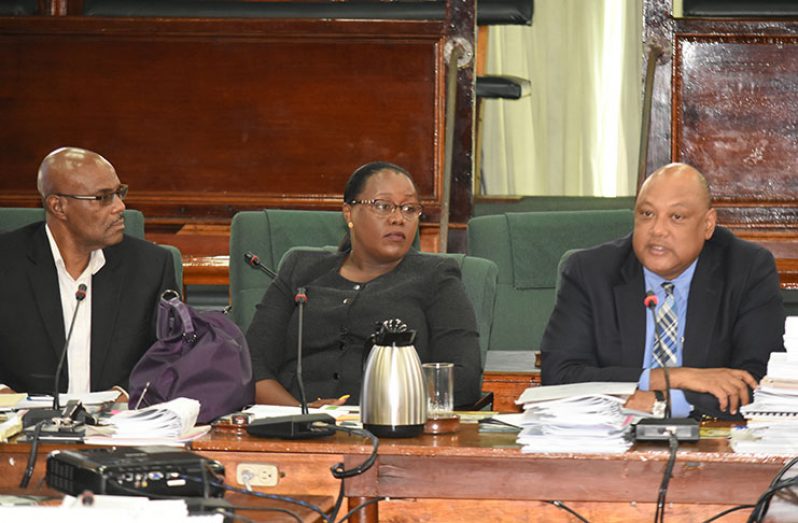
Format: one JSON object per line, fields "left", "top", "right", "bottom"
{"left": 45, "top": 223, "right": 106, "bottom": 276}
{"left": 643, "top": 257, "right": 698, "bottom": 298}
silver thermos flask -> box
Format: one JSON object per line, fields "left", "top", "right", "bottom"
{"left": 360, "top": 319, "right": 427, "bottom": 438}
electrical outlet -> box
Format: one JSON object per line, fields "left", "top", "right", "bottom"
{"left": 236, "top": 463, "right": 280, "bottom": 487}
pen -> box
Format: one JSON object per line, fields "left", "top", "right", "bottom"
{"left": 338, "top": 394, "right": 350, "bottom": 403}
{"left": 134, "top": 381, "right": 150, "bottom": 410}
{"left": 478, "top": 417, "right": 521, "bottom": 429}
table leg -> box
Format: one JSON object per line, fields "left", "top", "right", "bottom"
{"left": 348, "top": 496, "right": 378, "bottom": 523}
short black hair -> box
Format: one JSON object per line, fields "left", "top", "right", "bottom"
{"left": 343, "top": 161, "right": 414, "bottom": 203}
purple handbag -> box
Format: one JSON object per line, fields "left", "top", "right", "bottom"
{"left": 128, "top": 291, "right": 255, "bottom": 423}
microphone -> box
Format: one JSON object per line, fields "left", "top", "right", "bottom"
{"left": 644, "top": 291, "right": 671, "bottom": 418}
{"left": 643, "top": 289, "right": 658, "bottom": 310}
{"left": 244, "top": 251, "right": 278, "bottom": 279}
{"left": 53, "top": 283, "right": 88, "bottom": 411}
{"left": 640, "top": 290, "right": 695, "bottom": 523}
{"left": 22, "top": 284, "right": 91, "bottom": 433}
{"left": 294, "top": 287, "right": 310, "bottom": 415}
{"left": 247, "top": 286, "right": 335, "bottom": 439}
{"left": 636, "top": 289, "right": 699, "bottom": 442}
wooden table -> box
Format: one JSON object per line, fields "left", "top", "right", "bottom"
{"left": 0, "top": 439, "right": 332, "bottom": 522}
{"left": 0, "top": 425, "right": 793, "bottom": 522}
{"left": 189, "top": 424, "right": 794, "bottom": 522}
{"left": 480, "top": 370, "right": 538, "bottom": 412}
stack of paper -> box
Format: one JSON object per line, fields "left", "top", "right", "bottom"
{"left": 85, "top": 397, "right": 208, "bottom": 446}
{"left": 0, "top": 494, "right": 220, "bottom": 522}
{"left": 734, "top": 350, "right": 798, "bottom": 455}
{"left": 515, "top": 382, "right": 637, "bottom": 454}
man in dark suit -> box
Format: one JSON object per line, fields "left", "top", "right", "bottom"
{"left": 0, "top": 147, "right": 176, "bottom": 394}
{"left": 541, "top": 163, "right": 785, "bottom": 419}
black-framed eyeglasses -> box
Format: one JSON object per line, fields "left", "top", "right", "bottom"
{"left": 54, "top": 184, "right": 128, "bottom": 206}
{"left": 348, "top": 198, "right": 423, "bottom": 219}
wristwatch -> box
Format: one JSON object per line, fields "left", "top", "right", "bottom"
{"left": 652, "top": 390, "right": 666, "bottom": 418}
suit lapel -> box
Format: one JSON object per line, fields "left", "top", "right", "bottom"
{"left": 27, "top": 226, "right": 66, "bottom": 360}
{"left": 614, "top": 246, "right": 647, "bottom": 368}
{"left": 90, "top": 244, "right": 123, "bottom": 388}
{"left": 683, "top": 245, "right": 722, "bottom": 367}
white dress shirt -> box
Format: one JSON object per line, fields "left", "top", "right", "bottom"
{"left": 45, "top": 224, "right": 106, "bottom": 393}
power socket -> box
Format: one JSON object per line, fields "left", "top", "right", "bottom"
{"left": 236, "top": 463, "right": 280, "bottom": 487}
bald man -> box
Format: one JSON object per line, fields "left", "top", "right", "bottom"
{"left": 541, "top": 163, "right": 785, "bottom": 420}
{"left": 0, "top": 147, "right": 176, "bottom": 394}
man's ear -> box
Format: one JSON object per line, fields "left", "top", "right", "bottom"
{"left": 704, "top": 208, "right": 717, "bottom": 239}
{"left": 46, "top": 195, "right": 65, "bottom": 219}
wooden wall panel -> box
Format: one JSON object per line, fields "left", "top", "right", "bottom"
{"left": 674, "top": 35, "right": 798, "bottom": 208}
{"left": 644, "top": 2, "right": 798, "bottom": 286}
{"left": 0, "top": 17, "right": 458, "bottom": 225}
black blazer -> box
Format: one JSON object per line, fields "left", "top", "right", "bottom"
{"left": 540, "top": 227, "right": 785, "bottom": 419}
{"left": 0, "top": 222, "right": 177, "bottom": 393}
{"left": 246, "top": 249, "right": 483, "bottom": 406}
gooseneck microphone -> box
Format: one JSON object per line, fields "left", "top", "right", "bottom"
{"left": 639, "top": 290, "right": 698, "bottom": 523}
{"left": 246, "top": 286, "right": 335, "bottom": 439}
{"left": 244, "top": 251, "right": 278, "bottom": 279}
{"left": 295, "top": 287, "right": 310, "bottom": 415}
{"left": 636, "top": 290, "right": 699, "bottom": 443}
{"left": 53, "top": 283, "right": 88, "bottom": 411}
{"left": 644, "top": 290, "right": 672, "bottom": 419}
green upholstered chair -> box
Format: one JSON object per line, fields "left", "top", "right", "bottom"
{"left": 783, "top": 290, "right": 798, "bottom": 317}
{"left": 229, "top": 210, "right": 349, "bottom": 331}
{"left": 229, "top": 210, "right": 498, "bottom": 366}
{"left": 467, "top": 209, "right": 634, "bottom": 353}
{"left": 0, "top": 207, "right": 182, "bottom": 290}
{"left": 473, "top": 195, "right": 636, "bottom": 217}
{"left": 0, "top": 207, "right": 145, "bottom": 237}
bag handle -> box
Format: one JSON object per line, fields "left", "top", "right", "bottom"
{"left": 161, "top": 290, "right": 197, "bottom": 342}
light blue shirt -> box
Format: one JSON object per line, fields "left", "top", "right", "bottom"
{"left": 638, "top": 259, "right": 698, "bottom": 417}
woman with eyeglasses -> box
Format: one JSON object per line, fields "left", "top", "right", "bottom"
{"left": 246, "top": 161, "right": 482, "bottom": 407}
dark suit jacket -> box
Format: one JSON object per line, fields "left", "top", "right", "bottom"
{"left": 246, "top": 249, "right": 483, "bottom": 406}
{"left": 540, "top": 226, "right": 785, "bottom": 419}
{"left": 0, "top": 222, "right": 177, "bottom": 393}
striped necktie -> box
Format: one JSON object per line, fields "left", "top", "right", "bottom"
{"left": 653, "top": 282, "right": 678, "bottom": 367}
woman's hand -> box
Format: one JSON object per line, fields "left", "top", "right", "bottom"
{"left": 308, "top": 395, "right": 349, "bottom": 408}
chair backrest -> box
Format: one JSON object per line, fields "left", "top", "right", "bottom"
{"left": 229, "top": 209, "right": 420, "bottom": 330}
{"left": 467, "top": 210, "right": 634, "bottom": 352}
{"left": 783, "top": 289, "right": 798, "bottom": 317}
{"left": 0, "top": 1, "right": 39, "bottom": 15}
{"left": 441, "top": 253, "right": 499, "bottom": 366}
{"left": 473, "top": 195, "right": 636, "bottom": 217}
{"left": 0, "top": 207, "right": 145, "bottom": 237}
{"left": 0, "top": 207, "right": 181, "bottom": 290}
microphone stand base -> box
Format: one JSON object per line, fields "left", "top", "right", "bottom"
{"left": 246, "top": 413, "right": 336, "bottom": 440}
{"left": 635, "top": 417, "right": 699, "bottom": 442}
{"left": 22, "top": 408, "right": 65, "bottom": 428}
{"left": 22, "top": 400, "right": 90, "bottom": 442}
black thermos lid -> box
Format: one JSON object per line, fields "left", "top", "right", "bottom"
{"left": 372, "top": 318, "right": 416, "bottom": 346}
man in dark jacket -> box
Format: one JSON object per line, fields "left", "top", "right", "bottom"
{"left": 0, "top": 147, "right": 176, "bottom": 394}
{"left": 541, "top": 163, "right": 785, "bottom": 419}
